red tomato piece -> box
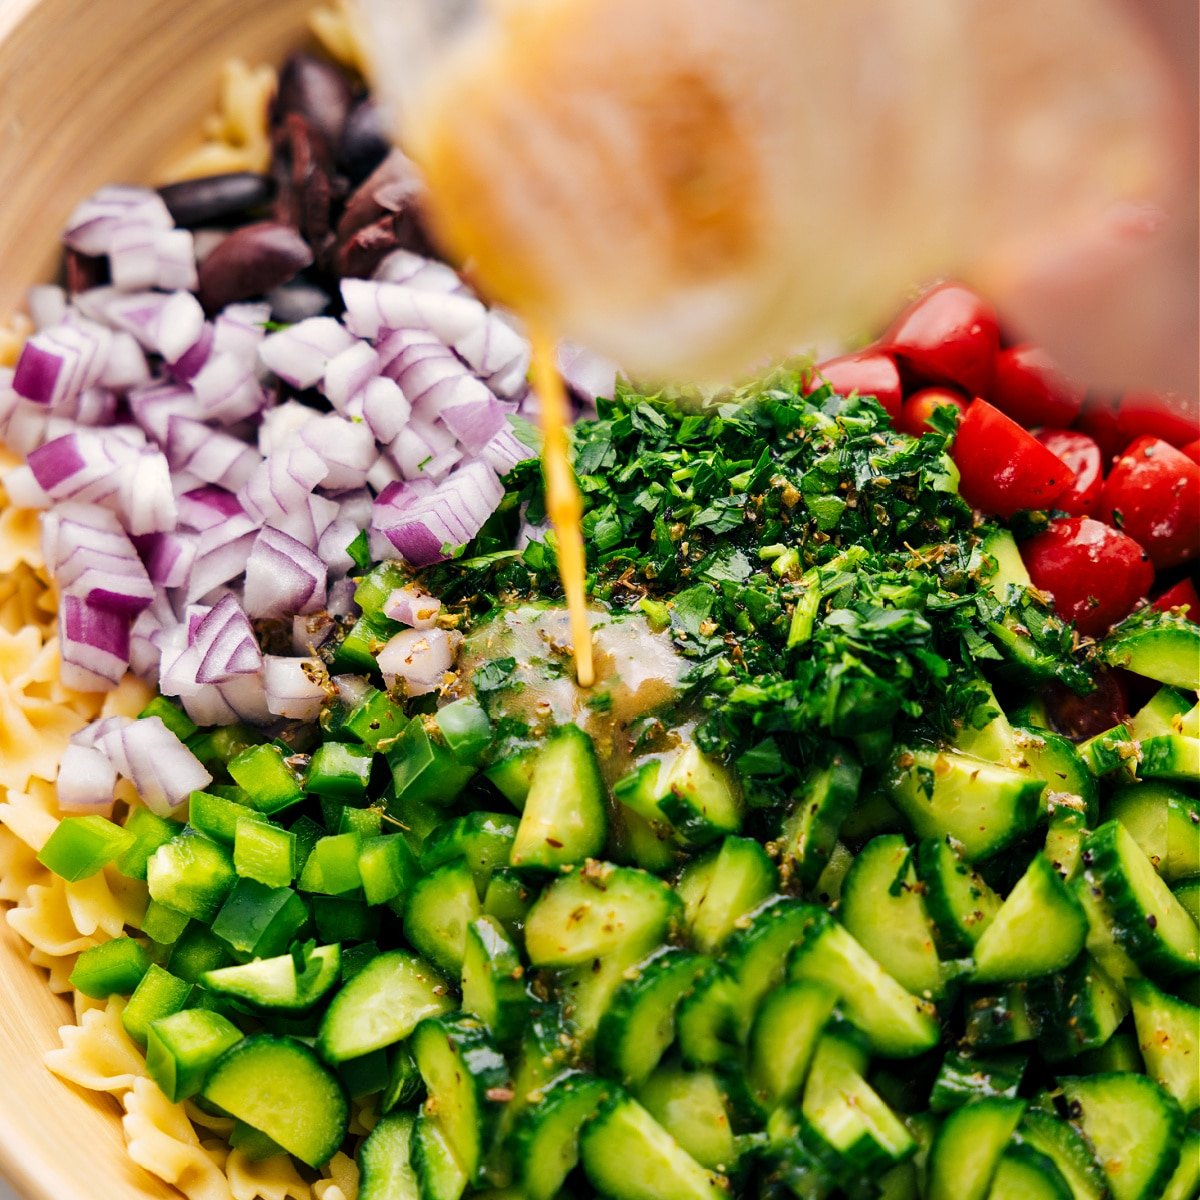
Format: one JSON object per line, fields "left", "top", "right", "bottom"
{"left": 1152, "top": 577, "right": 1200, "bottom": 624}
{"left": 1022, "top": 517, "right": 1154, "bottom": 637}
{"left": 953, "top": 398, "right": 1076, "bottom": 519}
{"left": 1179, "top": 440, "right": 1200, "bottom": 466}
{"left": 990, "top": 345, "right": 1083, "bottom": 429}
{"left": 1034, "top": 430, "right": 1103, "bottom": 516}
{"left": 1116, "top": 392, "right": 1199, "bottom": 449}
{"left": 1043, "top": 670, "right": 1130, "bottom": 739}
{"left": 806, "top": 350, "right": 902, "bottom": 421}
{"left": 1099, "top": 436, "right": 1200, "bottom": 569}
{"left": 1073, "top": 394, "right": 1127, "bottom": 466}
{"left": 898, "top": 387, "right": 967, "bottom": 437}
{"left": 881, "top": 281, "right": 1000, "bottom": 398}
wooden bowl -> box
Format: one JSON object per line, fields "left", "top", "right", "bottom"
{"left": 0, "top": 3, "right": 311, "bottom": 1195}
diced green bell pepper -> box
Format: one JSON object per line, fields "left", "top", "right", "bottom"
{"left": 146, "top": 1008, "right": 243, "bottom": 1102}
{"left": 306, "top": 741, "right": 374, "bottom": 801}
{"left": 121, "top": 964, "right": 193, "bottom": 1046}
{"left": 387, "top": 718, "right": 473, "bottom": 808}
{"left": 137, "top": 696, "right": 198, "bottom": 742}
{"left": 147, "top": 830, "right": 237, "bottom": 922}
{"left": 189, "top": 790, "right": 267, "bottom": 846}
{"left": 168, "top": 923, "right": 233, "bottom": 984}
{"left": 37, "top": 815, "right": 135, "bottom": 882}
{"left": 69, "top": 936, "right": 152, "bottom": 998}
{"left": 227, "top": 744, "right": 306, "bottom": 814}
{"left": 297, "top": 833, "right": 363, "bottom": 895}
{"left": 312, "top": 896, "right": 380, "bottom": 943}
{"left": 434, "top": 698, "right": 492, "bottom": 767}
{"left": 116, "top": 809, "right": 181, "bottom": 881}
{"left": 211, "top": 880, "right": 309, "bottom": 959}
{"left": 141, "top": 900, "right": 191, "bottom": 946}
{"left": 233, "top": 817, "right": 296, "bottom": 889}
{"left": 359, "top": 834, "right": 421, "bottom": 908}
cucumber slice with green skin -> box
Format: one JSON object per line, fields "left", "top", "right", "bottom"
{"left": 359, "top": 1112, "right": 420, "bottom": 1200}
{"left": 801, "top": 1033, "right": 916, "bottom": 1176}
{"left": 887, "top": 748, "right": 1042, "bottom": 861}
{"left": 481, "top": 868, "right": 535, "bottom": 944}
{"left": 580, "top": 1096, "right": 728, "bottom": 1200}
{"left": 1161, "top": 1127, "right": 1200, "bottom": 1200}
{"left": 841, "top": 834, "right": 943, "bottom": 998}
{"left": 1017, "top": 1111, "right": 1106, "bottom": 1200}
{"left": 972, "top": 528, "right": 1032, "bottom": 601}
{"left": 201, "top": 1034, "right": 348, "bottom": 1169}
{"left": 926, "top": 1097, "right": 1025, "bottom": 1200}
{"left": 1071, "top": 872, "right": 1142, "bottom": 987}
{"left": 928, "top": 1048, "right": 1027, "bottom": 1113}
{"left": 382, "top": 1044, "right": 424, "bottom": 1114}
{"left": 204, "top": 943, "right": 341, "bottom": 1013}
{"left": 971, "top": 854, "right": 1087, "bottom": 983}
{"left": 1101, "top": 614, "right": 1200, "bottom": 690}
{"left": 1070, "top": 1030, "right": 1143, "bottom": 1075}
{"left": 511, "top": 1072, "right": 612, "bottom": 1200}
{"left": 618, "top": 805, "right": 680, "bottom": 875}
{"left": 411, "top": 1113, "right": 469, "bottom": 1200}
{"left": 748, "top": 979, "right": 837, "bottom": 1110}
{"left": 1061, "top": 1073, "right": 1185, "bottom": 1200}
{"left": 1138, "top": 734, "right": 1200, "bottom": 783}
{"left": 317, "top": 950, "right": 453, "bottom": 1064}
{"left": 786, "top": 908, "right": 941, "bottom": 1058}
{"left": 678, "top": 836, "right": 777, "bottom": 954}
{"left": 1108, "top": 783, "right": 1200, "bottom": 883}
{"left": 616, "top": 746, "right": 742, "bottom": 848}
{"left": 964, "top": 983, "right": 1038, "bottom": 1048}
{"left": 419, "top": 813, "right": 518, "bottom": 893}
{"left": 483, "top": 745, "right": 538, "bottom": 810}
{"left": 1175, "top": 876, "right": 1200, "bottom": 925}
{"left": 986, "top": 1143, "right": 1072, "bottom": 1200}
{"left": 917, "top": 837, "right": 1003, "bottom": 955}
{"left": 676, "top": 967, "right": 738, "bottom": 1067}
{"left": 510, "top": 726, "right": 607, "bottom": 870}
{"left": 812, "top": 840, "right": 853, "bottom": 905}
{"left": 1181, "top": 702, "right": 1200, "bottom": 739}
{"left": 1083, "top": 819, "right": 1200, "bottom": 978}
{"left": 524, "top": 863, "right": 681, "bottom": 968}
{"left": 1012, "top": 727, "right": 1098, "bottom": 823}
{"left": 1031, "top": 954, "right": 1129, "bottom": 1061}
{"left": 778, "top": 751, "right": 861, "bottom": 891}
{"left": 1130, "top": 686, "right": 1192, "bottom": 740}
{"left": 638, "top": 1067, "right": 736, "bottom": 1172}
{"left": 1128, "top": 977, "right": 1199, "bottom": 1112}
{"left": 460, "top": 916, "right": 529, "bottom": 1048}
{"left": 1044, "top": 804, "right": 1089, "bottom": 883}
{"left": 1077, "top": 725, "right": 1138, "bottom": 779}
{"left": 404, "top": 859, "right": 483, "bottom": 977}
{"left": 411, "top": 1014, "right": 509, "bottom": 1189}
{"left": 595, "top": 947, "right": 706, "bottom": 1086}
{"left": 722, "top": 897, "right": 824, "bottom": 1041}
{"left": 955, "top": 681, "right": 1018, "bottom": 766}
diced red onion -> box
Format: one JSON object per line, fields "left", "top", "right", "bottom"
{"left": 378, "top": 460, "right": 503, "bottom": 567}
{"left": 238, "top": 443, "right": 328, "bottom": 532}
{"left": 383, "top": 582, "right": 441, "bottom": 629}
{"left": 191, "top": 593, "right": 262, "bottom": 684}
{"left": 59, "top": 593, "right": 130, "bottom": 691}
{"left": 389, "top": 418, "right": 462, "bottom": 481}
{"left": 177, "top": 485, "right": 244, "bottom": 531}
{"left": 47, "top": 503, "right": 155, "bottom": 616}
{"left": 480, "top": 424, "right": 536, "bottom": 475}
{"left": 55, "top": 743, "right": 118, "bottom": 815}
{"left": 376, "top": 626, "right": 456, "bottom": 696}
{"left": 316, "top": 514, "right": 360, "bottom": 577}
{"left": 325, "top": 577, "right": 360, "bottom": 618}
{"left": 323, "top": 340, "right": 380, "bottom": 413}
{"left": 186, "top": 513, "right": 258, "bottom": 602}
{"left": 331, "top": 672, "right": 370, "bottom": 706}
{"left": 166, "top": 416, "right": 261, "bottom": 490}
{"left": 262, "top": 655, "right": 327, "bottom": 720}
{"left": 166, "top": 323, "right": 213, "bottom": 383}
{"left": 109, "top": 224, "right": 198, "bottom": 293}
{"left": 70, "top": 715, "right": 133, "bottom": 750}
{"left": 27, "top": 285, "right": 68, "bottom": 331}
{"left": 258, "top": 400, "right": 320, "bottom": 455}
{"left": 243, "top": 525, "right": 327, "bottom": 619}
{"left": 191, "top": 352, "right": 270, "bottom": 426}
{"left": 2, "top": 465, "right": 49, "bottom": 508}
{"left": 211, "top": 671, "right": 272, "bottom": 726}
{"left": 298, "top": 413, "right": 376, "bottom": 489}
{"left": 100, "top": 332, "right": 151, "bottom": 392}
{"left": 118, "top": 450, "right": 178, "bottom": 536}
{"left": 292, "top": 611, "right": 335, "bottom": 654}
{"left": 102, "top": 716, "right": 211, "bottom": 815}
{"left": 213, "top": 302, "right": 270, "bottom": 360}
{"left": 372, "top": 249, "right": 467, "bottom": 295}
{"left": 153, "top": 292, "right": 208, "bottom": 362}
{"left": 258, "top": 316, "right": 357, "bottom": 389}
{"left": 128, "top": 380, "right": 202, "bottom": 444}
{"left": 136, "top": 530, "right": 197, "bottom": 589}
{"left": 341, "top": 279, "right": 484, "bottom": 343}
{"left": 330, "top": 486, "right": 374, "bottom": 529}
{"left": 13, "top": 319, "right": 113, "bottom": 407}
{"left": 356, "top": 375, "right": 410, "bottom": 444}
{"left": 62, "top": 186, "right": 173, "bottom": 256}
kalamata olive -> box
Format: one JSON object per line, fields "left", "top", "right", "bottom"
{"left": 197, "top": 221, "right": 314, "bottom": 312}
{"left": 272, "top": 52, "right": 354, "bottom": 151}
{"left": 158, "top": 172, "right": 275, "bottom": 228}
{"left": 335, "top": 150, "right": 434, "bottom": 278}
{"left": 337, "top": 98, "right": 392, "bottom": 184}
{"left": 64, "top": 248, "right": 107, "bottom": 294}
{"left": 272, "top": 113, "right": 338, "bottom": 259}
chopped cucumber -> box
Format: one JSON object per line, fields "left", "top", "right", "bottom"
{"left": 638, "top": 1066, "right": 736, "bottom": 1172}
{"left": 358, "top": 1112, "right": 420, "bottom": 1200}
{"left": 511, "top": 1072, "right": 611, "bottom": 1200}
{"left": 1127, "top": 977, "right": 1199, "bottom": 1112}
{"left": 926, "top": 1097, "right": 1025, "bottom": 1200}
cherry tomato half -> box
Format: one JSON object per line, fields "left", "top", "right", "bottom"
{"left": 1116, "top": 392, "right": 1199, "bottom": 449}
{"left": 953, "top": 398, "right": 1075, "bottom": 519}
{"left": 1179, "top": 440, "right": 1200, "bottom": 466}
{"left": 1022, "top": 517, "right": 1154, "bottom": 638}
{"left": 1034, "top": 430, "right": 1103, "bottom": 516}
{"left": 1152, "top": 577, "right": 1200, "bottom": 624}
{"left": 805, "top": 350, "right": 903, "bottom": 422}
{"left": 990, "top": 345, "right": 1083, "bottom": 429}
{"left": 1073, "top": 394, "right": 1127, "bottom": 466}
{"left": 898, "top": 387, "right": 967, "bottom": 437}
{"left": 881, "top": 281, "right": 1000, "bottom": 399}
{"left": 1099, "top": 436, "right": 1200, "bottom": 569}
